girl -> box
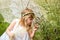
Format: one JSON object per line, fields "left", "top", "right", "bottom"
{"left": 0, "top": 8, "right": 38, "bottom": 40}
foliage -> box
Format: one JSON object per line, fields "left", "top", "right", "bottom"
{"left": 33, "top": 0, "right": 60, "bottom": 40}
{"left": 0, "top": 14, "right": 9, "bottom": 36}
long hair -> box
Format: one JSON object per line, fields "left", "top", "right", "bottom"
{"left": 19, "top": 8, "right": 35, "bottom": 27}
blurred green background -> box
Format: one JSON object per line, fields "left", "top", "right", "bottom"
{"left": 0, "top": 14, "right": 9, "bottom": 36}
{"left": 33, "top": 0, "right": 60, "bottom": 40}
{"left": 0, "top": 0, "right": 60, "bottom": 40}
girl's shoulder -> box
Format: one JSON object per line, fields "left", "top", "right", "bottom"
{"left": 13, "top": 18, "right": 19, "bottom": 21}
{"left": 12, "top": 18, "right": 20, "bottom": 23}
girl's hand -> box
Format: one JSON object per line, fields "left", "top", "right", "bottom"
{"left": 33, "top": 24, "right": 39, "bottom": 31}
{"left": 9, "top": 32, "right": 15, "bottom": 40}
{"left": 9, "top": 32, "right": 15, "bottom": 38}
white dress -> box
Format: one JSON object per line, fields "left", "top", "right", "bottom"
{"left": 0, "top": 19, "right": 30, "bottom": 40}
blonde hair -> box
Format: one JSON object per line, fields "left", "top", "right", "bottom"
{"left": 19, "top": 8, "right": 35, "bottom": 27}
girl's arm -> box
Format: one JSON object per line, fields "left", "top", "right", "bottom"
{"left": 6, "top": 19, "right": 16, "bottom": 37}
{"left": 28, "top": 28, "right": 36, "bottom": 39}
{"left": 28, "top": 24, "right": 38, "bottom": 39}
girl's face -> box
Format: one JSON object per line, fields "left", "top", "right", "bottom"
{"left": 25, "top": 14, "right": 34, "bottom": 26}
